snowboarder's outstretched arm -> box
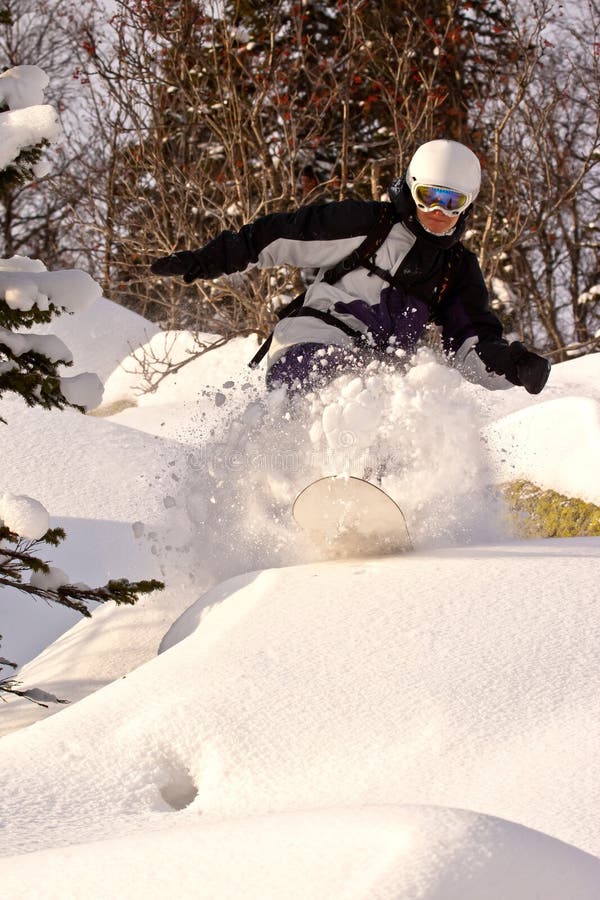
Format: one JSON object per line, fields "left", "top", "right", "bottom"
{"left": 149, "top": 199, "right": 384, "bottom": 283}
{"left": 438, "top": 252, "right": 551, "bottom": 395}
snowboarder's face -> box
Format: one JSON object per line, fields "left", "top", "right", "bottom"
{"left": 416, "top": 207, "right": 457, "bottom": 234}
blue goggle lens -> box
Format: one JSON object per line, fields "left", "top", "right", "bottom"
{"left": 413, "top": 184, "right": 469, "bottom": 214}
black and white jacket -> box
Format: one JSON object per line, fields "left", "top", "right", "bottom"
{"left": 185, "top": 183, "right": 519, "bottom": 389}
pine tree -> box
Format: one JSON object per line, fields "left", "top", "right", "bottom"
{"left": 0, "top": 2, "right": 94, "bottom": 266}
{"left": 0, "top": 62, "right": 163, "bottom": 701}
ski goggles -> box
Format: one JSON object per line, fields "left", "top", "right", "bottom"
{"left": 411, "top": 183, "right": 471, "bottom": 217}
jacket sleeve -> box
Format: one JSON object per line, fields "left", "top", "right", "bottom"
{"left": 183, "top": 200, "right": 385, "bottom": 278}
{"left": 435, "top": 251, "right": 521, "bottom": 390}
{"left": 435, "top": 251, "right": 503, "bottom": 351}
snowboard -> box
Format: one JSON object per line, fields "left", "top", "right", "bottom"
{"left": 292, "top": 475, "right": 412, "bottom": 558}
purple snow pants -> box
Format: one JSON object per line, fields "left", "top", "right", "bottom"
{"left": 266, "top": 343, "right": 366, "bottom": 391}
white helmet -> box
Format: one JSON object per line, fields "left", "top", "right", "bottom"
{"left": 406, "top": 139, "right": 481, "bottom": 210}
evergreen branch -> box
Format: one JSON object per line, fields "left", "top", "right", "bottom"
{"left": 0, "top": 677, "right": 68, "bottom": 707}
{"left": 0, "top": 575, "right": 164, "bottom": 617}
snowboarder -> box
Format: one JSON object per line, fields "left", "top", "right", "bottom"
{"left": 150, "top": 139, "right": 551, "bottom": 395}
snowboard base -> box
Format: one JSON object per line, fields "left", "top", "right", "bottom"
{"left": 292, "top": 475, "right": 412, "bottom": 558}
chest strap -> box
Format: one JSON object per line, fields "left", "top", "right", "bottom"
{"left": 248, "top": 204, "right": 395, "bottom": 369}
{"left": 288, "top": 306, "right": 364, "bottom": 341}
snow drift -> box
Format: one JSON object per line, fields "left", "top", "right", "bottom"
{"left": 2, "top": 296, "right": 600, "bottom": 896}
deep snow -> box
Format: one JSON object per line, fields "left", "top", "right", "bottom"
{"left": 1, "top": 297, "right": 600, "bottom": 898}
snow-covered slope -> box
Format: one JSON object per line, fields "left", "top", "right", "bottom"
{"left": 1, "top": 808, "right": 599, "bottom": 900}
{"left": 2, "top": 308, "right": 600, "bottom": 896}
{"left": 1, "top": 538, "right": 600, "bottom": 897}
{"left": 99, "top": 330, "right": 262, "bottom": 440}
{"left": 43, "top": 294, "right": 160, "bottom": 382}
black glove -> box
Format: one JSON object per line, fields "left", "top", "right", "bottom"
{"left": 509, "top": 341, "right": 551, "bottom": 395}
{"left": 150, "top": 251, "right": 202, "bottom": 283}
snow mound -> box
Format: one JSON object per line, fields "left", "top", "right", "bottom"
{"left": 0, "top": 395, "right": 187, "bottom": 522}
{"left": 45, "top": 295, "right": 160, "bottom": 382}
{"left": 101, "top": 331, "right": 260, "bottom": 407}
{"left": 3, "top": 335, "right": 600, "bottom": 894}
{"left": 0, "top": 492, "right": 48, "bottom": 539}
{"left": 98, "top": 330, "right": 263, "bottom": 442}
{"left": 485, "top": 396, "right": 600, "bottom": 504}
{"left": 0, "top": 806, "right": 598, "bottom": 900}
{"left": 549, "top": 351, "right": 600, "bottom": 399}
{"left": 1, "top": 540, "right": 600, "bottom": 859}
{"left": 59, "top": 371, "right": 103, "bottom": 411}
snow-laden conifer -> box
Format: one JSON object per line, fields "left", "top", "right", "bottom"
{"left": 0, "top": 62, "right": 162, "bottom": 702}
